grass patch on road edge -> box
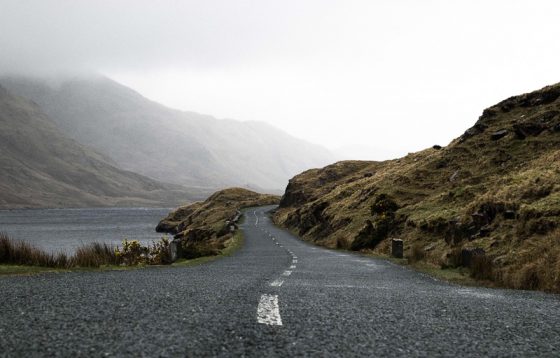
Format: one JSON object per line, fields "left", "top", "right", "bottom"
{"left": 171, "top": 230, "right": 244, "bottom": 267}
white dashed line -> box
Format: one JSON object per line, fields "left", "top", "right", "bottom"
{"left": 257, "top": 294, "right": 282, "bottom": 326}
{"left": 289, "top": 265, "right": 296, "bottom": 269}
{"left": 270, "top": 279, "right": 284, "bottom": 287}
{"left": 282, "top": 270, "right": 292, "bottom": 276}
{"left": 293, "top": 260, "right": 298, "bottom": 264}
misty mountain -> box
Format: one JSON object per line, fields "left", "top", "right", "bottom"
{"left": 0, "top": 84, "right": 208, "bottom": 208}
{"left": 2, "top": 75, "right": 334, "bottom": 191}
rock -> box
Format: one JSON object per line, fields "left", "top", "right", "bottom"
{"left": 155, "top": 221, "right": 178, "bottom": 234}
{"left": 503, "top": 210, "right": 516, "bottom": 220}
{"left": 513, "top": 122, "right": 547, "bottom": 139}
{"left": 363, "top": 172, "right": 373, "bottom": 178}
{"left": 490, "top": 129, "right": 508, "bottom": 140}
{"left": 424, "top": 243, "right": 436, "bottom": 252}
{"left": 554, "top": 123, "right": 560, "bottom": 132}
{"left": 449, "top": 170, "right": 459, "bottom": 182}
{"left": 432, "top": 145, "right": 442, "bottom": 150}
{"left": 169, "top": 240, "right": 181, "bottom": 262}
{"left": 391, "top": 239, "right": 403, "bottom": 259}
{"left": 460, "top": 123, "right": 488, "bottom": 142}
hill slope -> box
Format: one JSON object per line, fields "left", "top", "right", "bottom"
{"left": 156, "top": 188, "right": 279, "bottom": 259}
{"left": 0, "top": 84, "right": 205, "bottom": 208}
{"left": 1, "top": 75, "right": 334, "bottom": 191}
{"left": 274, "top": 82, "right": 560, "bottom": 292}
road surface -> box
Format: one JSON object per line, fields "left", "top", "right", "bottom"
{"left": 1, "top": 205, "right": 559, "bottom": 357}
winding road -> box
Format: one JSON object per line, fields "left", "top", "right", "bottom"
{"left": 1, "top": 206, "right": 559, "bottom": 357}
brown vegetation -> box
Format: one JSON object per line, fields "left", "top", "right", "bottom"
{"left": 0, "top": 232, "right": 173, "bottom": 269}
{"left": 274, "top": 82, "right": 560, "bottom": 293}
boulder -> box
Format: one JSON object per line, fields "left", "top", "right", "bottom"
{"left": 490, "top": 129, "right": 508, "bottom": 140}
{"left": 432, "top": 145, "right": 442, "bottom": 150}
{"left": 155, "top": 221, "right": 178, "bottom": 234}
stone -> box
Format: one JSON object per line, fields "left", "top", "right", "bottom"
{"left": 391, "top": 238, "right": 403, "bottom": 259}
{"left": 169, "top": 239, "right": 181, "bottom": 262}
{"left": 432, "top": 145, "right": 442, "bottom": 150}
{"left": 490, "top": 129, "right": 508, "bottom": 140}
{"left": 513, "top": 122, "right": 547, "bottom": 139}
{"left": 449, "top": 170, "right": 459, "bottom": 182}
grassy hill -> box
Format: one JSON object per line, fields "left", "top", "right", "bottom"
{"left": 274, "top": 82, "right": 560, "bottom": 292}
{"left": 0, "top": 84, "right": 206, "bottom": 208}
{"left": 157, "top": 188, "right": 279, "bottom": 258}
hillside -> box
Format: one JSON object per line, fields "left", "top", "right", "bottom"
{"left": 274, "top": 83, "right": 560, "bottom": 292}
{"left": 156, "top": 188, "right": 279, "bottom": 258}
{"left": 1, "top": 75, "right": 334, "bottom": 191}
{"left": 0, "top": 84, "right": 205, "bottom": 208}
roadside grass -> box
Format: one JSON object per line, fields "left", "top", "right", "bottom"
{"left": 172, "top": 230, "right": 244, "bottom": 267}
{"left": 0, "top": 226, "right": 245, "bottom": 276}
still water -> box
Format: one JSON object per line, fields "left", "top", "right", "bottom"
{"left": 0, "top": 207, "right": 173, "bottom": 253}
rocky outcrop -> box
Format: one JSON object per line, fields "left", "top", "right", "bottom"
{"left": 157, "top": 188, "right": 279, "bottom": 261}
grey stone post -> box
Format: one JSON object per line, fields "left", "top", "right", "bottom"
{"left": 392, "top": 239, "right": 403, "bottom": 259}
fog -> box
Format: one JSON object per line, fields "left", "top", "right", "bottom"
{"left": 2, "top": 0, "right": 560, "bottom": 159}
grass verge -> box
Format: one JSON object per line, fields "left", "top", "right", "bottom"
{"left": 172, "top": 230, "right": 244, "bottom": 267}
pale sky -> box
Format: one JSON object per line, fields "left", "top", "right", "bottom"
{"left": 2, "top": 0, "right": 560, "bottom": 160}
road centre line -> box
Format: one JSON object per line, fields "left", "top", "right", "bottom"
{"left": 270, "top": 279, "right": 284, "bottom": 287}
{"left": 282, "top": 270, "right": 292, "bottom": 276}
{"left": 257, "top": 294, "right": 282, "bottom": 326}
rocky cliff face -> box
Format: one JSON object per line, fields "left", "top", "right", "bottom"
{"left": 274, "top": 83, "right": 560, "bottom": 292}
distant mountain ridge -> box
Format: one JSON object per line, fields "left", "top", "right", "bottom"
{"left": 0, "top": 83, "right": 207, "bottom": 208}
{"left": 2, "top": 75, "right": 334, "bottom": 191}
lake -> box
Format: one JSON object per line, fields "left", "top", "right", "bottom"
{"left": 0, "top": 207, "right": 174, "bottom": 254}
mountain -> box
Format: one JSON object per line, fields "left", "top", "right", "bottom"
{"left": 0, "top": 84, "right": 208, "bottom": 208}
{"left": 1, "top": 75, "right": 334, "bottom": 191}
{"left": 274, "top": 82, "right": 560, "bottom": 292}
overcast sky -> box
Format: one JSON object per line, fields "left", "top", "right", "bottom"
{"left": 1, "top": 0, "right": 560, "bottom": 160}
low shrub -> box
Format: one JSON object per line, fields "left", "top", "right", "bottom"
{"left": 0, "top": 233, "right": 175, "bottom": 269}
{"left": 408, "top": 244, "right": 426, "bottom": 263}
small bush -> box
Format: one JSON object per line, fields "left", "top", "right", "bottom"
{"left": 336, "top": 236, "right": 351, "bottom": 250}
{"left": 74, "top": 243, "right": 120, "bottom": 268}
{"left": 408, "top": 244, "right": 426, "bottom": 263}
{"left": 114, "top": 239, "right": 148, "bottom": 266}
{"left": 148, "top": 237, "right": 172, "bottom": 264}
{"left": 469, "top": 255, "right": 494, "bottom": 280}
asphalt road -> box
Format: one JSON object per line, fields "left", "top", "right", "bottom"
{"left": 1, "top": 205, "right": 559, "bottom": 357}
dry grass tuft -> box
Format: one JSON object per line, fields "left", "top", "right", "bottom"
{"left": 0, "top": 232, "right": 175, "bottom": 269}
{"left": 408, "top": 244, "right": 426, "bottom": 263}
